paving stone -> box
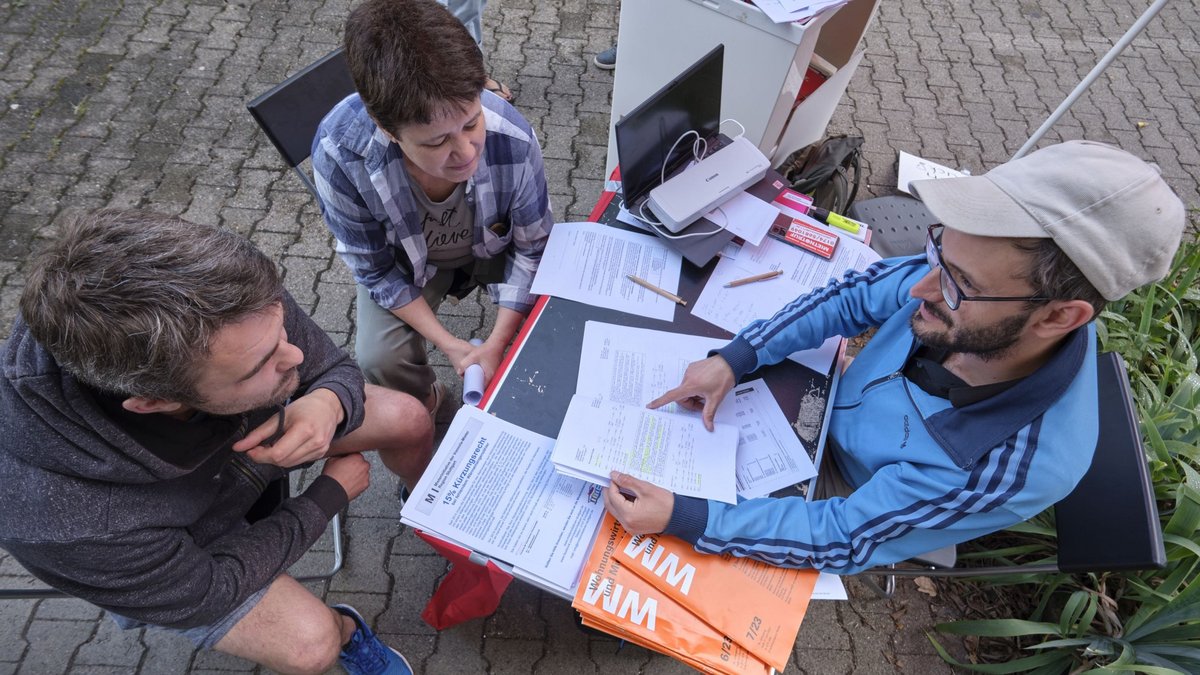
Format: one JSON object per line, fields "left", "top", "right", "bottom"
{"left": 135, "top": 627, "right": 199, "bottom": 674}
{"left": 2, "top": 0, "right": 1198, "bottom": 673}
{"left": 74, "top": 618, "right": 145, "bottom": 668}
{"left": 0, "top": 599, "right": 33, "bottom": 662}
{"left": 790, "top": 647, "right": 855, "bottom": 674}
{"left": 33, "top": 598, "right": 103, "bottom": 622}
{"left": 19, "top": 619, "right": 94, "bottom": 674}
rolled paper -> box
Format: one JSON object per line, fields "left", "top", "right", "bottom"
{"left": 462, "top": 338, "right": 486, "bottom": 406}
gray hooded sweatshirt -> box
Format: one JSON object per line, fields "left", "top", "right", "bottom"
{"left": 0, "top": 293, "right": 364, "bottom": 629}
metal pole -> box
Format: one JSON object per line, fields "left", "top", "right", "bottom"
{"left": 1013, "top": 0, "right": 1171, "bottom": 160}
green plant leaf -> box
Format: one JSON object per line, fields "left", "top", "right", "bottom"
{"left": 1134, "top": 644, "right": 1200, "bottom": 660}
{"left": 1163, "top": 483, "right": 1200, "bottom": 538}
{"left": 1024, "top": 637, "right": 1094, "bottom": 650}
{"left": 935, "top": 619, "right": 1061, "bottom": 638}
{"left": 1163, "top": 533, "right": 1200, "bottom": 560}
{"left": 1124, "top": 576, "right": 1200, "bottom": 642}
{"left": 1060, "top": 590, "right": 1099, "bottom": 637}
{"left": 1089, "top": 665, "right": 1200, "bottom": 675}
{"left": 927, "top": 634, "right": 1073, "bottom": 673}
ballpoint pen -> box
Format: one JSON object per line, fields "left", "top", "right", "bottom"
{"left": 626, "top": 274, "right": 687, "bottom": 306}
{"left": 724, "top": 269, "right": 784, "bottom": 288}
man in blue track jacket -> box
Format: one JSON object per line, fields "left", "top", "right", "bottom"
{"left": 604, "top": 141, "right": 1186, "bottom": 574}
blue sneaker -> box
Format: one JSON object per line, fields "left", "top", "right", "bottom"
{"left": 593, "top": 45, "right": 617, "bottom": 70}
{"left": 334, "top": 605, "right": 413, "bottom": 675}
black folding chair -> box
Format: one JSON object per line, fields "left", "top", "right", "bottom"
{"left": 847, "top": 194, "right": 937, "bottom": 258}
{"left": 860, "top": 352, "right": 1166, "bottom": 596}
{"left": 246, "top": 48, "right": 357, "bottom": 199}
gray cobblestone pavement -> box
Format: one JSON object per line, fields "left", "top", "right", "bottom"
{"left": 0, "top": 0, "right": 1196, "bottom": 672}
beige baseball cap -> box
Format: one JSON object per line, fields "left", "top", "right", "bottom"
{"left": 909, "top": 140, "right": 1185, "bottom": 300}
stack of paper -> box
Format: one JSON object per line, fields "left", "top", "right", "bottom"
{"left": 574, "top": 321, "right": 819, "bottom": 500}
{"left": 551, "top": 394, "right": 740, "bottom": 504}
{"left": 529, "top": 221, "right": 683, "bottom": 321}
{"left": 574, "top": 514, "right": 819, "bottom": 674}
{"left": 400, "top": 406, "right": 607, "bottom": 595}
{"left": 751, "top": 0, "right": 848, "bottom": 25}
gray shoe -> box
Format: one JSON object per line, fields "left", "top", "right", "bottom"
{"left": 593, "top": 45, "right": 616, "bottom": 70}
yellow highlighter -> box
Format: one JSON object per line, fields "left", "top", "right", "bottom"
{"left": 808, "top": 206, "right": 863, "bottom": 235}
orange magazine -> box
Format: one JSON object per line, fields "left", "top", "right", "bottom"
{"left": 612, "top": 525, "right": 818, "bottom": 672}
{"left": 581, "top": 615, "right": 771, "bottom": 675}
{"left": 573, "top": 514, "right": 772, "bottom": 675}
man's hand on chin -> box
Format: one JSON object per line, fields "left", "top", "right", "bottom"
{"left": 603, "top": 471, "right": 675, "bottom": 535}
{"left": 233, "top": 389, "right": 345, "bottom": 466}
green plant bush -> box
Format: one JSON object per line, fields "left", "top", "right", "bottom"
{"left": 931, "top": 231, "right": 1200, "bottom": 674}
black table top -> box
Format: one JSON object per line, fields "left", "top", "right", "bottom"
{"left": 483, "top": 187, "right": 838, "bottom": 474}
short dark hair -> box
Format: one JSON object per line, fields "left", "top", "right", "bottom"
{"left": 344, "top": 0, "right": 487, "bottom": 133}
{"left": 1013, "top": 238, "right": 1107, "bottom": 320}
{"left": 19, "top": 209, "right": 284, "bottom": 403}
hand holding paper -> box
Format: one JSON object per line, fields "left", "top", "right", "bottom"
{"left": 462, "top": 338, "right": 485, "bottom": 406}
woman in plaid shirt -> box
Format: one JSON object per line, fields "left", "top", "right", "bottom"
{"left": 312, "top": 0, "right": 553, "bottom": 414}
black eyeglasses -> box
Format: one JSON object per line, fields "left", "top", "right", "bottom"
{"left": 925, "top": 225, "right": 1050, "bottom": 311}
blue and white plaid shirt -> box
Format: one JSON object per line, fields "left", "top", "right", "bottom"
{"left": 312, "top": 91, "right": 553, "bottom": 313}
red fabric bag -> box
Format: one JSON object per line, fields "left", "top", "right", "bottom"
{"left": 414, "top": 529, "right": 514, "bottom": 630}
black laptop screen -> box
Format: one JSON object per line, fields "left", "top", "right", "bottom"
{"left": 615, "top": 45, "right": 724, "bottom": 207}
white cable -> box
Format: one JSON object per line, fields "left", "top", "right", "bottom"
{"left": 660, "top": 129, "right": 708, "bottom": 185}
{"left": 719, "top": 117, "right": 746, "bottom": 139}
{"left": 616, "top": 126, "right": 730, "bottom": 239}
{"left": 649, "top": 220, "right": 724, "bottom": 240}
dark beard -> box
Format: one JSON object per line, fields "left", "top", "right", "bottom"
{"left": 910, "top": 304, "right": 1032, "bottom": 361}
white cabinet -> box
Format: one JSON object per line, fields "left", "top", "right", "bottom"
{"left": 605, "top": 0, "right": 878, "bottom": 175}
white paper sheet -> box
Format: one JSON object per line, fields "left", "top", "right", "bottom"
{"left": 812, "top": 572, "right": 848, "bottom": 600}
{"left": 401, "top": 406, "right": 606, "bottom": 593}
{"left": 705, "top": 191, "right": 778, "bottom": 246}
{"left": 530, "top": 221, "right": 683, "bottom": 320}
{"left": 715, "top": 379, "right": 818, "bottom": 499}
{"left": 692, "top": 234, "right": 880, "bottom": 373}
{"left": 897, "top": 150, "right": 966, "bottom": 194}
{"left": 751, "top": 0, "right": 847, "bottom": 24}
{"left": 552, "top": 394, "right": 739, "bottom": 503}
{"left": 576, "top": 322, "right": 817, "bottom": 500}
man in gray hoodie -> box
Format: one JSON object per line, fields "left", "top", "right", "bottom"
{"left": 0, "top": 210, "right": 430, "bottom": 675}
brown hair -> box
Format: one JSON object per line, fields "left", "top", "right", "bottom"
{"left": 1013, "top": 238, "right": 1107, "bottom": 320}
{"left": 19, "top": 209, "right": 284, "bottom": 403}
{"left": 344, "top": 0, "right": 487, "bottom": 133}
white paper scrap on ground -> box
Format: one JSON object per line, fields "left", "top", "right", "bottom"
{"left": 400, "top": 405, "right": 606, "bottom": 594}
{"left": 552, "top": 394, "right": 739, "bottom": 504}
{"left": 692, "top": 234, "right": 880, "bottom": 372}
{"left": 812, "top": 572, "right": 848, "bottom": 600}
{"left": 530, "top": 221, "right": 682, "bottom": 320}
{"left": 705, "top": 191, "right": 778, "bottom": 246}
{"left": 576, "top": 321, "right": 816, "bottom": 499}
{"left": 897, "top": 150, "right": 966, "bottom": 194}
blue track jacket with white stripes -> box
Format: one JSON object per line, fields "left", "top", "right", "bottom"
{"left": 664, "top": 255, "right": 1099, "bottom": 574}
